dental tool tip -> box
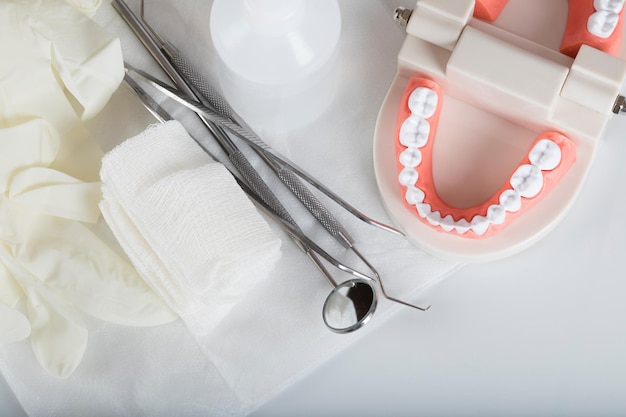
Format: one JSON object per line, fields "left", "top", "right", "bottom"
{"left": 403, "top": 300, "right": 430, "bottom": 312}
{"left": 387, "top": 295, "right": 430, "bottom": 311}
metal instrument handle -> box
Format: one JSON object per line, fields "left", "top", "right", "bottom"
{"left": 229, "top": 150, "right": 298, "bottom": 228}
{"left": 163, "top": 49, "right": 358, "bottom": 248}
{"left": 276, "top": 167, "right": 353, "bottom": 248}
{"left": 167, "top": 49, "right": 235, "bottom": 120}
{"left": 151, "top": 47, "right": 404, "bottom": 237}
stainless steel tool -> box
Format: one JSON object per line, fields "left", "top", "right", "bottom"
{"left": 126, "top": 66, "right": 431, "bottom": 312}
{"left": 116, "top": 0, "right": 430, "bottom": 316}
{"left": 131, "top": 1, "right": 404, "bottom": 238}
{"left": 130, "top": 0, "right": 429, "bottom": 311}
{"left": 123, "top": 74, "right": 378, "bottom": 333}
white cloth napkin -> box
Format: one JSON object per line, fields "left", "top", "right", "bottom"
{"left": 99, "top": 120, "right": 283, "bottom": 338}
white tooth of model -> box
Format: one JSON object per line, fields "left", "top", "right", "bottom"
{"left": 399, "top": 148, "right": 423, "bottom": 167}
{"left": 440, "top": 214, "right": 456, "bottom": 232}
{"left": 400, "top": 116, "right": 430, "bottom": 147}
{"left": 588, "top": 10, "right": 620, "bottom": 38}
{"left": 454, "top": 219, "right": 471, "bottom": 234}
{"left": 594, "top": 0, "right": 625, "bottom": 14}
{"left": 529, "top": 139, "right": 562, "bottom": 171}
{"left": 510, "top": 164, "right": 544, "bottom": 198}
{"left": 399, "top": 167, "right": 419, "bottom": 187}
{"left": 416, "top": 203, "right": 432, "bottom": 218}
{"left": 470, "top": 215, "right": 490, "bottom": 236}
{"left": 408, "top": 87, "right": 438, "bottom": 118}
{"left": 487, "top": 204, "right": 506, "bottom": 225}
{"left": 426, "top": 210, "right": 442, "bottom": 226}
{"left": 499, "top": 189, "right": 522, "bottom": 213}
{"left": 405, "top": 186, "right": 425, "bottom": 205}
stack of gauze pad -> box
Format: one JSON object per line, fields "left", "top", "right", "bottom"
{"left": 99, "top": 120, "right": 283, "bottom": 341}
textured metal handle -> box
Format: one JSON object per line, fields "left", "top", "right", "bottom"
{"left": 277, "top": 168, "right": 353, "bottom": 248}
{"left": 167, "top": 49, "right": 235, "bottom": 119}
{"left": 126, "top": 65, "right": 406, "bottom": 237}
{"left": 165, "top": 51, "right": 355, "bottom": 246}
{"left": 229, "top": 150, "right": 297, "bottom": 228}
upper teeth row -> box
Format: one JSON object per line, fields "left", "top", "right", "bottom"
{"left": 588, "top": 0, "right": 625, "bottom": 38}
{"left": 398, "top": 86, "right": 563, "bottom": 237}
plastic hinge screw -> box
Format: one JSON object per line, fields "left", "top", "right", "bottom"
{"left": 614, "top": 95, "right": 626, "bottom": 114}
{"left": 393, "top": 7, "right": 413, "bottom": 27}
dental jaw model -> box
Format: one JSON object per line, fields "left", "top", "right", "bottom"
{"left": 396, "top": 78, "right": 577, "bottom": 239}
{"left": 374, "top": 0, "right": 626, "bottom": 262}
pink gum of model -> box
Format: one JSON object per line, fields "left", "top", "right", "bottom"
{"left": 394, "top": 77, "right": 577, "bottom": 239}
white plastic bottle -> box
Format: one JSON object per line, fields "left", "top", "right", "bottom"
{"left": 210, "top": 0, "right": 341, "bottom": 135}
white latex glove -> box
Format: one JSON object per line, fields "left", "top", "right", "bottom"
{"left": 0, "top": 121, "right": 177, "bottom": 377}
{"left": 0, "top": 0, "right": 119, "bottom": 181}
{"left": 0, "top": 303, "right": 30, "bottom": 346}
{"left": 0, "top": 0, "right": 177, "bottom": 378}
{"left": 64, "top": 0, "right": 102, "bottom": 16}
{"left": 0, "top": 247, "right": 88, "bottom": 378}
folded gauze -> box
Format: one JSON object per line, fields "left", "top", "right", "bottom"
{"left": 99, "top": 120, "right": 282, "bottom": 338}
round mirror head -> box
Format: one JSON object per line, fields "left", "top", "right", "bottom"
{"left": 323, "top": 279, "right": 377, "bottom": 333}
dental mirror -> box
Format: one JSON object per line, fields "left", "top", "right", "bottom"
{"left": 323, "top": 278, "right": 377, "bottom": 333}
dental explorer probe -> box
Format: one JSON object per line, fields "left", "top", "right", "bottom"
{"left": 127, "top": 67, "right": 431, "bottom": 312}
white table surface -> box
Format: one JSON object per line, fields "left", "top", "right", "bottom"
{"left": 3, "top": 0, "right": 626, "bottom": 415}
